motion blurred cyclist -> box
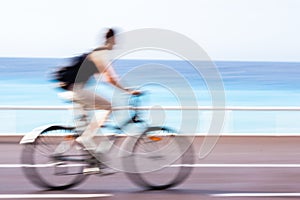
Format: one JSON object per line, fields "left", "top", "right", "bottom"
{"left": 67, "top": 28, "right": 139, "bottom": 172}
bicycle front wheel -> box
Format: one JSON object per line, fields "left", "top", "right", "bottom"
{"left": 21, "top": 126, "right": 88, "bottom": 190}
{"left": 124, "top": 126, "right": 194, "bottom": 190}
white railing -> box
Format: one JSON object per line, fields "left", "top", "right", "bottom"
{"left": 0, "top": 105, "right": 300, "bottom": 111}
{"left": 1, "top": 105, "right": 300, "bottom": 136}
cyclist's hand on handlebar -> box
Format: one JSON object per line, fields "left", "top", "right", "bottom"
{"left": 129, "top": 90, "right": 142, "bottom": 95}
{"left": 125, "top": 88, "right": 142, "bottom": 95}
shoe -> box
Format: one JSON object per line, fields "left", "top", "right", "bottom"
{"left": 83, "top": 166, "right": 100, "bottom": 174}
{"left": 83, "top": 165, "right": 116, "bottom": 175}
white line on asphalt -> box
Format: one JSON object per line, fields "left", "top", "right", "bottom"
{"left": 0, "top": 163, "right": 86, "bottom": 168}
{"left": 212, "top": 193, "right": 300, "bottom": 197}
{"left": 170, "top": 164, "right": 300, "bottom": 168}
{"left": 0, "top": 194, "right": 112, "bottom": 199}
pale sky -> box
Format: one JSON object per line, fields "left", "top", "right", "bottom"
{"left": 0, "top": 0, "right": 299, "bottom": 61}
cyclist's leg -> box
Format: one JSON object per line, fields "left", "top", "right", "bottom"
{"left": 70, "top": 86, "right": 116, "bottom": 174}
{"left": 73, "top": 88, "right": 112, "bottom": 150}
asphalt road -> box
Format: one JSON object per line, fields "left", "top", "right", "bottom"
{"left": 1, "top": 136, "right": 300, "bottom": 200}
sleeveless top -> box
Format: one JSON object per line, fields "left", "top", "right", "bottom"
{"left": 74, "top": 57, "right": 98, "bottom": 85}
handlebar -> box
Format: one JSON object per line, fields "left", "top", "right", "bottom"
{"left": 128, "top": 90, "right": 147, "bottom": 108}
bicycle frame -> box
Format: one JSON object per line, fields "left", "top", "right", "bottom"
{"left": 20, "top": 93, "right": 147, "bottom": 144}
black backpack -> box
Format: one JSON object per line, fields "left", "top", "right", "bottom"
{"left": 53, "top": 53, "right": 89, "bottom": 90}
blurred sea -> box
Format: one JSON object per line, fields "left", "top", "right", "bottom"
{"left": 1, "top": 57, "right": 300, "bottom": 134}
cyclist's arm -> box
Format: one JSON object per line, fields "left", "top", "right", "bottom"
{"left": 89, "top": 52, "right": 131, "bottom": 93}
{"left": 103, "top": 67, "right": 129, "bottom": 92}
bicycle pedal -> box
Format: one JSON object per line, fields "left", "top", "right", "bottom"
{"left": 83, "top": 167, "right": 100, "bottom": 175}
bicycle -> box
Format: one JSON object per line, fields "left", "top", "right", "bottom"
{"left": 20, "top": 91, "right": 194, "bottom": 190}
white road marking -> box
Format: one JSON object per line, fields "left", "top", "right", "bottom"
{"left": 0, "top": 194, "right": 112, "bottom": 198}
{"left": 170, "top": 163, "right": 300, "bottom": 168}
{"left": 212, "top": 193, "right": 300, "bottom": 197}
{"left": 0, "top": 163, "right": 86, "bottom": 168}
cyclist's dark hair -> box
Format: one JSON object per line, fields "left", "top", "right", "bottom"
{"left": 106, "top": 28, "right": 115, "bottom": 39}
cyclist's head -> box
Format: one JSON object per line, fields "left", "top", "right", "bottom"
{"left": 106, "top": 28, "right": 115, "bottom": 39}
{"left": 105, "top": 28, "right": 116, "bottom": 50}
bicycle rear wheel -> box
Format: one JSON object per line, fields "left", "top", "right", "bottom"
{"left": 21, "top": 126, "right": 88, "bottom": 190}
{"left": 124, "top": 126, "right": 194, "bottom": 190}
